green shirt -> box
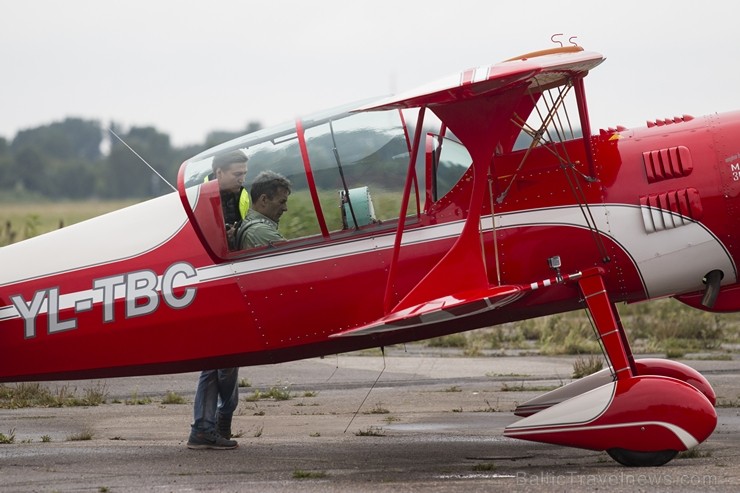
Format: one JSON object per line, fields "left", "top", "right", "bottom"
{"left": 237, "top": 209, "right": 285, "bottom": 249}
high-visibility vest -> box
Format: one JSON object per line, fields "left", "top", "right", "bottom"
{"left": 237, "top": 188, "right": 250, "bottom": 219}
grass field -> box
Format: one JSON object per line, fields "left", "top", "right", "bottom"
{"left": 0, "top": 199, "right": 140, "bottom": 245}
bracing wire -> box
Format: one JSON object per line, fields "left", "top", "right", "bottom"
{"left": 497, "top": 83, "right": 568, "bottom": 203}
{"left": 506, "top": 81, "right": 611, "bottom": 262}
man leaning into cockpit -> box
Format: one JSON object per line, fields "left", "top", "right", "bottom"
{"left": 187, "top": 150, "right": 249, "bottom": 451}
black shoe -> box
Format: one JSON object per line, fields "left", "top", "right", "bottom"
{"left": 187, "top": 430, "right": 238, "bottom": 450}
{"left": 216, "top": 412, "right": 233, "bottom": 439}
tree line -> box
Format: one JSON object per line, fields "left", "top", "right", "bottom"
{"left": 0, "top": 117, "right": 262, "bottom": 200}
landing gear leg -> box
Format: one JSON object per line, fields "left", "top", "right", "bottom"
{"left": 577, "top": 272, "right": 633, "bottom": 381}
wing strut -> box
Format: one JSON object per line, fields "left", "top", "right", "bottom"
{"left": 578, "top": 269, "right": 635, "bottom": 380}
{"left": 573, "top": 76, "right": 596, "bottom": 178}
{"left": 383, "top": 107, "right": 427, "bottom": 313}
{"left": 385, "top": 84, "right": 530, "bottom": 315}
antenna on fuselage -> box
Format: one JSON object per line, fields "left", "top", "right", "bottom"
{"left": 107, "top": 128, "right": 177, "bottom": 193}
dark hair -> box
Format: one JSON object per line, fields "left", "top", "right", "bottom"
{"left": 212, "top": 150, "right": 248, "bottom": 174}
{"left": 250, "top": 170, "right": 291, "bottom": 202}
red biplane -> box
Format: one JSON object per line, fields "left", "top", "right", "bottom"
{"left": 0, "top": 45, "right": 733, "bottom": 466}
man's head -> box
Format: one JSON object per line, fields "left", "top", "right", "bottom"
{"left": 250, "top": 171, "right": 291, "bottom": 223}
{"left": 212, "top": 151, "right": 248, "bottom": 193}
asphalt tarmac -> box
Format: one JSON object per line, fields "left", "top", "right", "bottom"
{"left": 1, "top": 350, "right": 738, "bottom": 492}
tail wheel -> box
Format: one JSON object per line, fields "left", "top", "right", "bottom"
{"left": 607, "top": 448, "right": 678, "bottom": 467}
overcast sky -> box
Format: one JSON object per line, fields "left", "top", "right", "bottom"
{"left": 3, "top": 0, "right": 740, "bottom": 147}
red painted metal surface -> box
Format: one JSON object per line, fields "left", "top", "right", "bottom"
{"left": 634, "top": 358, "right": 716, "bottom": 405}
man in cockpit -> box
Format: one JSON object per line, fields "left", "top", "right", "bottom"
{"left": 211, "top": 150, "right": 250, "bottom": 250}
{"left": 237, "top": 170, "right": 291, "bottom": 249}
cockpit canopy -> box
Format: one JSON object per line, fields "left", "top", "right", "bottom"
{"left": 178, "top": 100, "right": 473, "bottom": 259}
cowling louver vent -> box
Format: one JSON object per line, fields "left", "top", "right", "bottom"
{"left": 642, "top": 146, "right": 693, "bottom": 183}
{"left": 639, "top": 188, "right": 702, "bottom": 234}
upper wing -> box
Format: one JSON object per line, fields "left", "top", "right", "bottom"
{"left": 359, "top": 46, "right": 604, "bottom": 111}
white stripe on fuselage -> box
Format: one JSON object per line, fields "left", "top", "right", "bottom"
{"left": 0, "top": 193, "right": 188, "bottom": 288}
{"left": 0, "top": 203, "right": 735, "bottom": 322}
